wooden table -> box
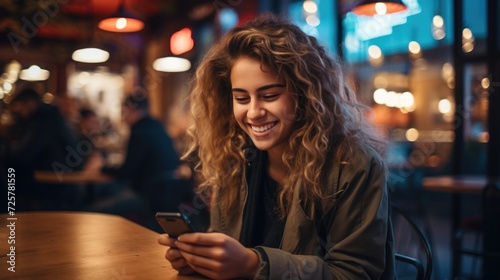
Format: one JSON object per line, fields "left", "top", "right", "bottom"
{"left": 0, "top": 212, "right": 205, "bottom": 279}
{"left": 34, "top": 170, "right": 114, "bottom": 184}
{"left": 422, "top": 175, "right": 487, "bottom": 279}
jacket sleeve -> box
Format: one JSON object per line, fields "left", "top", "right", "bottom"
{"left": 253, "top": 150, "right": 391, "bottom": 279}
{"left": 253, "top": 247, "right": 334, "bottom": 279}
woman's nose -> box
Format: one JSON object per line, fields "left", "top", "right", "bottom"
{"left": 247, "top": 99, "right": 265, "bottom": 120}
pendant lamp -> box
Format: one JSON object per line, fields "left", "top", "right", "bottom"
{"left": 72, "top": 47, "right": 109, "bottom": 63}
{"left": 19, "top": 65, "right": 50, "bottom": 81}
{"left": 153, "top": 57, "right": 191, "bottom": 73}
{"left": 72, "top": 0, "right": 109, "bottom": 63}
{"left": 352, "top": 0, "right": 407, "bottom": 16}
{"left": 98, "top": 0, "right": 144, "bottom": 32}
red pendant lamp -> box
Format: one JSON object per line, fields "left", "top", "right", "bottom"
{"left": 98, "top": 0, "right": 144, "bottom": 32}
{"left": 352, "top": 0, "right": 407, "bottom": 16}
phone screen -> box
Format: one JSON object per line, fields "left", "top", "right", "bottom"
{"left": 155, "top": 212, "right": 195, "bottom": 238}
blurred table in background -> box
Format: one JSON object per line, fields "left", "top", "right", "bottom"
{"left": 34, "top": 170, "right": 116, "bottom": 206}
{"left": 0, "top": 212, "right": 205, "bottom": 279}
{"left": 34, "top": 170, "right": 113, "bottom": 184}
{"left": 422, "top": 175, "right": 486, "bottom": 194}
{"left": 422, "top": 175, "right": 487, "bottom": 279}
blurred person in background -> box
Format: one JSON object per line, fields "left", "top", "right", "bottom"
{"left": 57, "top": 94, "right": 80, "bottom": 137}
{"left": 76, "top": 108, "right": 106, "bottom": 168}
{"left": 5, "top": 87, "right": 85, "bottom": 210}
{"left": 85, "top": 92, "right": 190, "bottom": 230}
{"left": 74, "top": 107, "right": 125, "bottom": 202}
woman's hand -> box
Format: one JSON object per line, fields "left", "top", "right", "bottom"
{"left": 157, "top": 234, "right": 195, "bottom": 275}
{"left": 175, "top": 232, "right": 259, "bottom": 280}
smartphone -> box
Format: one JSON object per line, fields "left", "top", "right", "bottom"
{"left": 155, "top": 212, "right": 196, "bottom": 238}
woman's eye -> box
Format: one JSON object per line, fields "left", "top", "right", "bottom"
{"left": 263, "top": 94, "right": 280, "bottom": 100}
{"left": 233, "top": 96, "right": 250, "bottom": 103}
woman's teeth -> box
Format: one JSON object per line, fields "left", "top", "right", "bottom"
{"left": 251, "top": 122, "right": 277, "bottom": 132}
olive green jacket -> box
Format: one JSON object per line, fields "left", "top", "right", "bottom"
{"left": 209, "top": 145, "right": 396, "bottom": 279}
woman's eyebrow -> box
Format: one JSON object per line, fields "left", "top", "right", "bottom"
{"left": 231, "top": 83, "right": 285, "bottom": 93}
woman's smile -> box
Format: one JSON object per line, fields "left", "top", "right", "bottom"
{"left": 249, "top": 121, "right": 279, "bottom": 133}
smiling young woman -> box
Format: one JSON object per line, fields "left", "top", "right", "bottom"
{"left": 158, "top": 13, "right": 396, "bottom": 280}
{"left": 231, "top": 56, "right": 296, "bottom": 182}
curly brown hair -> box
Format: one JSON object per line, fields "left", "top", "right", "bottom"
{"left": 183, "top": 13, "right": 384, "bottom": 221}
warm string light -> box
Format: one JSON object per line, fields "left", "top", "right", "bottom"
{"left": 303, "top": 0, "right": 320, "bottom": 27}
{"left": 0, "top": 60, "right": 20, "bottom": 99}
{"left": 368, "top": 45, "right": 384, "bottom": 66}
{"left": 373, "top": 88, "right": 415, "bottom": 112}
{"left": 408, "top": 40, "right": 422, "bottom": 60}
{"left": 438, "top": 97, "right": 454, "bottom": 122}
{"left": 406, "top": 128, "right": 419, "bottom": 142}
{"left": 441, "top": 63, "right": 455, "bottom": 89}
{"left": 431, "top": 0, "right": 445, "bottom": 40}
{"left": 303, "top": 0, "right": 317, "bottom": 13}
{"left": 462, "top": 27, "right": 475, "bottom": 53}
{"left": 432, "top": 15, "right": 446, "bottom": 40}
{"left": 408, "top": 41, "right": 421, "bottom": 54}
{"left": 481, "top": 77, "right": 490, "bottom": 89}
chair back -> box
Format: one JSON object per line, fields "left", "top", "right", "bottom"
{"left": 391, "top": 205, "right": 433, "bottom": 280}
{"left": 482, "top": 180, "right": 500, "bottom": 279}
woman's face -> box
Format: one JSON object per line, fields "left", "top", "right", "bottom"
{"left": 231, "top": 57, "right": 296, "bottom": 154}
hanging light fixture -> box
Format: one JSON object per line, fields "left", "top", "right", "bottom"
{"left": 352, "top": 0, "right": 407, "bottom": 16}
{"left": 72, "top": 48, "right": 110, "bottom": 63}
{"left": 153, "top": 57, "right": 191, "bottom": 73}
{"left": 98, "top": 0, "right": 144, "bottom": 33}
{"left": 19, "top": 65, "right": 50, "bottom": 81}
{"left": 72, "top": 1, "right": 109, "bottom": 63}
